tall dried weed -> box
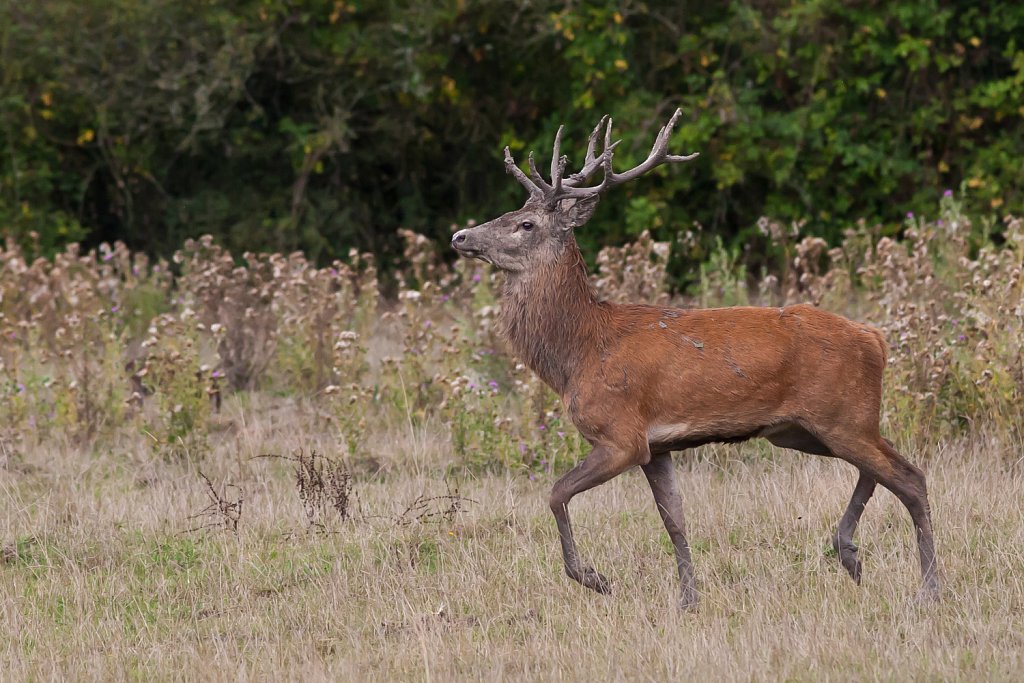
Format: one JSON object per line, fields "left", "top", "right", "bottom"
{"left": 2, "top": 197, "right": 1020, "bottom": 468}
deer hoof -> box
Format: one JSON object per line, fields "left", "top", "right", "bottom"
{"left": 568, "top": 566, "right": 611, "bottom": 595}
{"left": 841, "top": 555, "right": 863, "bottom": 584}
{"left": 679, "top": 588, "right": 700, "bottom": 612}
{"left": 833, "top": 539, "right": 862, "bottom": 584}
{"left": 915, "top": 583, "right": 942, "bottom": 605}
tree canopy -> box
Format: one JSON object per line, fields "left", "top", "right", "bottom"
{"left": 2, "top": 1, "right": 1022, "bottom": 263}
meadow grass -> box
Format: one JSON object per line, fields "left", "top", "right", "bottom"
{"left": 3, "top": 397, "right": 1024, "bottom": 681}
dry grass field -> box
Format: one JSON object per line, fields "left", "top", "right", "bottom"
{"left": 2, "top": 203, "right": 1022, "bottom": 680}
{"left": 4, "top": 406, "right": 1024, "bottom": 680}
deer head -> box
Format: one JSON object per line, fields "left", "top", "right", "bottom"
{"left": 451, "top": 109, "right": 698, "bottom": 272}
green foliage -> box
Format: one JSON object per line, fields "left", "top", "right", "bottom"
{"left": 1, "top": 1, "right": 1021, "bottom": 269}
{"left": 697, "top": 236, "right": 749, "bottom": 307}
{"left": 139, "top": 313, "right": 212, "bottom": 460}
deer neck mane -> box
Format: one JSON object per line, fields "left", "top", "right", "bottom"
{"left": 499, "top": 239, "right": 606, "bottom": 395}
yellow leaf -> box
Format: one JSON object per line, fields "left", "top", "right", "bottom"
{"left": 876, "top": 88, "right": 887, "bottom": 99}
{"left": 967, "top": 177, "right": 984, "bottom": 188}
{"left": 441, "top": 75, "right": 458, "bottom": 101}
{"left": 969, "top": 36, "right": 981, "bottom": 47}
{"left": 41, "top": 92, "right": 53, "bottom": 107}
{"left": 938, "top": 160, "right": 950, "bottom": 173}
{"left": 76, "top": 129, "right": 95, "bottom": 145}
{"left": 990, "top": 198, "right": 1003, "bottom": 209}
{"left": 40, "top": 109, "right": 54, "bottom": 120}
{"left": 613, "top": 59, "right": 628, "bottom": 71}
{"left": 613, "top": 11, "right": 623, "bottom": 24}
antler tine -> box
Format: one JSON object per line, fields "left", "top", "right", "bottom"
{"left": 504, "top": 146, "right": 544, "bottom": 198}
{"left": 647, "top": 108, "right": 699, "bottom": 163}
{"left": 554, "top": 114, "right": 623, "bottom": 198}
{"left": 551, "top": 154, "right": 568, "bottom": 195}
{"left": 585, "top": 116, "right": 607, "bottom": 164}
{"left": 526, "top": 152, "right": 552, "bottom": 191}
{"left": 565, "top": 115, "right": 620, "bottom": 187}
{"left": 550, "top": 125, "right": 570, "bottom": 195}
{"left": 604, "top": 108, "right": 699, "bottom": 185}
{"left": 550, "top": 125, "right": 564, "bottom": 184}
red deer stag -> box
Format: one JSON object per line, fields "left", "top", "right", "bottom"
{"left": 450, "top": 109, "right": 941, "bottom": 607}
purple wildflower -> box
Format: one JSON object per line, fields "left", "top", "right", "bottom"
{"left": 557, "top": 431, "right": 565, "bottom": 438}
{"left": 519, "top": 442, "right": 527, "bottom": 455}
{"left": 441, "top": 294, "right": 450, "bottom": 303}
{"left": 102, "top": 252, "right": 114, "bottom": 261}
{"left": 211, "top": 370, "right": 225, "bottom": 379}
{"left": 488, "top": 380, "right": 499, "bottom": 390}
{"left": 17, "top": 382, "right": 26, "bottom": 394}
{"left": 943, "top": 189, "right": 953, "bottom": 197}
{"left": 538, "top": 424, "right": 546, "bottom": 431}
{"left": 468, "top": 382, "right": 476, "bottom": 390}
{"left": 472, "top": 273, "right": 481, "bottom": 283}
{"left": 906, "top": 211, "right": 914, "bottom": 219}
{"left": 111, "top": 305, "right": 119, "bottom": 313}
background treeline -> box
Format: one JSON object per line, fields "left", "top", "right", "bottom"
{"left": 2, "top": 0, "right": 1022, "bottom": 268}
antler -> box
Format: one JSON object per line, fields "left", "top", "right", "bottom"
{"left": 503, "top": 108, "right": 699, "bottom": 204}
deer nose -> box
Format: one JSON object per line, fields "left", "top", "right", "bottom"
{"left": 451, "top": 230, "right": 467, "bottom": 247}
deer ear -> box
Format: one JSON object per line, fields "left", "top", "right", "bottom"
{"left": 558, "top": 195, "right": 600, "bottom": 230}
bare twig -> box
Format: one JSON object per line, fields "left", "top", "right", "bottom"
{"left": 253, "top": 450, "right": 353, "bottom": 532}
{"left": 184, "top": 471, "right": 243, "bottom": 534}
{"left": 394, "top": 479, "right": 476, "bottom": 527}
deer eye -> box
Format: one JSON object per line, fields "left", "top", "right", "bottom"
{"left": 520, "top": 221, "right": 534, "bottom": 231}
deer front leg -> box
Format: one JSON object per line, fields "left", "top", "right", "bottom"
{"left": 642, "top": 453, "right": 699, "bottom": 610}
{"left": 549, "top": 443, "right": 642, "bottom": 595}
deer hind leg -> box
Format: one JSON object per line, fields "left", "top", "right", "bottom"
{"left": 642, "top": 453, "right": 699, "bottom": 610}
{"left": 833, "top": 472, "right": 876, "bottom": 584}
{"left": 549, "top": 442, "right": 644, "bottom": 595}
{"left": 828, "top": 435, "right": 941, "bottom": 600}
{"left": 878, "top": 439, "right": 941, "bottom": 600}
{"left": 763, "top": 424, "right": 876, "bottom": 582}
